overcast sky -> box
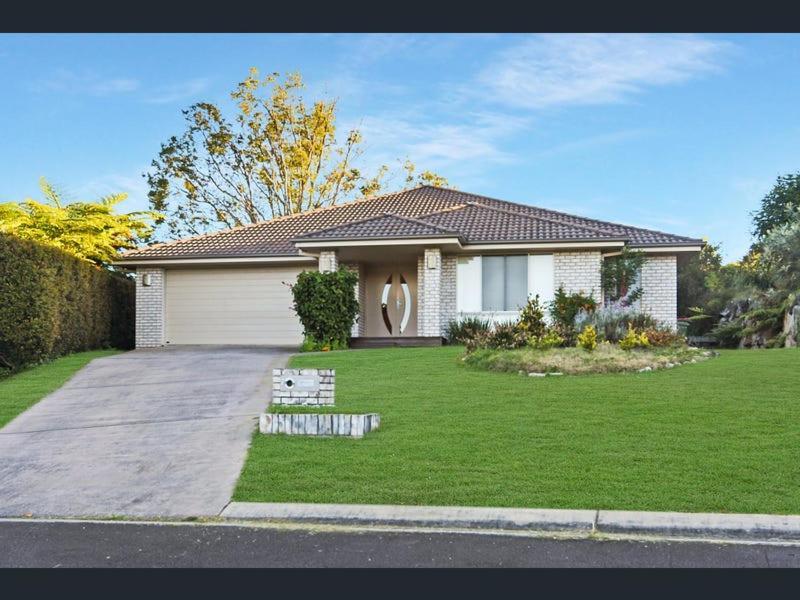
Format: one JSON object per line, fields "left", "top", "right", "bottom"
{"left": 2, "top": 33, "right": 799, "bottom": 260}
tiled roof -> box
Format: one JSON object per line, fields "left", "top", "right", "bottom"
{"left": 294, "top": 212, "right": 461, "bottom": 241}
{"left": 121, "top": 186, "right": 703, "bottom": 259}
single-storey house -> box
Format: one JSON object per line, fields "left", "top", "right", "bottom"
{"left": 117, "top": 186, "right": 703, "bottom": 348}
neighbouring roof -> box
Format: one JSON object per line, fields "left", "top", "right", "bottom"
{"left": 121, "top": 186, "right": 703, "bottom": 260}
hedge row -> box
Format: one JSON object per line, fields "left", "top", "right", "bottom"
{"left": 0, "top": 233, "right": 135, "bottom": 370}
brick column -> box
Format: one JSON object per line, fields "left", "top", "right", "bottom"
{"left": 318, "top": 250, "right": 338, "bottom": 273}
{"left": 439, "top": 255, "right": 457, "bottom": 337}
{"left": 343, "top": 263, "right": 366, "bottom": 337}
{"left": 135, "top": 267, "right": 165, "bottom": 348}
{"left": 418, "top": 248, "right": 442, "bottom": 337}
{"left": 640, "top": 255, "right": 677, "bottom": 330}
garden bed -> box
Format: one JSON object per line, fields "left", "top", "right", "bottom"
{"left": 462, "top": 343, "right": 715, "bottom": 376}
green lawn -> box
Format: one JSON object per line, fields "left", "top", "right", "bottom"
{"left": 0, "top": 350, "right": 120, "bottom": 428}
{"left": 234, "top": 346, "right": 800, "bottom": 514}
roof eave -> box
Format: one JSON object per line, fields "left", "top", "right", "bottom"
{"left": 113, "top": 253, "right": 313, "bottom": 267}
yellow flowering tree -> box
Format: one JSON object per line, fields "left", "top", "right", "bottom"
{"left": 0, "top": 178, "right": 158, "bottom": 266}
{"left": 147, "top": 69, "right": 448, "bottom": 238}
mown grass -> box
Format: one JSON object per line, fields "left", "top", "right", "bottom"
{"left": 234, "top": 346, "right": 800, "bottom": 514}
{"left": 0, "top": 350, "right": 120, "bottom": 428}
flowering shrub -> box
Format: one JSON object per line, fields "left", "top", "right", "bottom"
{"left": 577, "top": 325, "right": 598, "bottom": 352}
{"left": 528, "top": 330, "right": 565, "bottom": 350}
{"left": 641, "top": 327, "right": 685, "bottom": 347}
{"left": 549, "top": 287, "right": 597, "bottom": 343}
{"left": 619, "top": 326, "right": 650, "bottom": 351}
{"left": 575, "top": 300, "right": 658, "bottom": 342}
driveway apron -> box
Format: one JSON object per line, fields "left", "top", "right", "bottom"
{"left": 0, "top": 347, "right": 289, "bottom": 518}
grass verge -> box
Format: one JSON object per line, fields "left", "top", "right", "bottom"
{"left": 234, "top": 346, "right": 800, "bottom": 514}
{"left": 0, "top": 349, "right": 120, "bottom": 428}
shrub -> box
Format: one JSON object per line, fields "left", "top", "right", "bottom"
{"left": 445, "top": 316, "right": 492, "bottom": 345}
{"left": 577, "top": 325, "right": 597, "bottom": 352}
{"left": 575, "top": 300, "right": 658, "bottom": 342}
{"left": 642, "top": 327, "right": 685, "bottom": 348}
{"left": 527, "top": 330, "right": 565, "bottom": 350}
{"left": 466, "top": 323, "right": 527, "bottom": 352}
{"left": 0, "top": 233, "right": 134, "bottom": 371}
{"left": 619, "top": 326, "right": 650, "bottom": 351}
{"left": 290, "top": 268, "right": 359, "bottom": 349}
{"left": 517, "top": 295, "right": 547, "bottom": 338}
{"left": 300, "top": 337, "right": 348, "bottom": 352}
{"left": 549, "top": 287, "right": 597, "bottom": 343}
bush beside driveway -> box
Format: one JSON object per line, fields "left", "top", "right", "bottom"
{"left": 234, "top": 346, "right": 800, "bottom": 515}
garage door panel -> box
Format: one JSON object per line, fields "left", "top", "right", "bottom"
{"left": 164, "top": 267, "right": 308, "bottom": 345}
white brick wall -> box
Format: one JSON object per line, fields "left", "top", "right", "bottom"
{"left": 418, "top": 248, "right": 442, "bottom": 337}
{"left": 439, "top": 255, "right": 457, "bottom": 336}
{"left": 318, "top": 250, "right": 338, "bottom": 273}
{"left": 343, "top": 263, "right": 366, "bottom": 337}
{"left": 640, "top": 255, "right": 677, "bottom": 330}
{"left": 554, "top": 251, "right": 602, "bottom": 301}
{"left": 135, "top": 267, "right": 165, "bottom": 348}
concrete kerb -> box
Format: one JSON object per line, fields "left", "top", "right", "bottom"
{"left": 220, "top": 502, "right": 800, "bottom": 541}
{"left": 221, "top": 502, "right": 596, "bottom": 533}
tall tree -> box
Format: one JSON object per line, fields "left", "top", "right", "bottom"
{"left": 0, "top": 178, "right": 157, "bottom": 266}
{"left": 751, "top": 172, "right": 800, "bottom": 240}
{"left": 147, "top": 69, "right": 448, "bottom": 239}
{"left": 677, "top": 241, "right": 723, "bottom": 316}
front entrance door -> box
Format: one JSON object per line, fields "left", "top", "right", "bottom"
{"left": 364, "top": 265, "right": 418, "bottom": 337}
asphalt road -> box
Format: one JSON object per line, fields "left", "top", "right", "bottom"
{"left": 1, "top": 520, "right": 799, "bottom": 568}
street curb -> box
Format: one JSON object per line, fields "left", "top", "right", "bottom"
{"left": 221, "top": 502, "right": 596, "bottom": 532}
{"left": 221, "top": 502, "right": 800, "bottom": 540}
{"left": 597, "top": 510, "right": 800, "bottom": 540}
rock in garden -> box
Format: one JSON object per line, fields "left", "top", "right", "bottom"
{"left": 528, "top": 372, "right": 547, "bottom": 377}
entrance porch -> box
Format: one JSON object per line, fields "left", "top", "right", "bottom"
{"left": 312, "top": 245, "right": 450, "bottom": 346}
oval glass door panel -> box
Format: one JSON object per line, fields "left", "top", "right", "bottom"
{"left": 399, "top": 274, "right": 411, "bottom": 334}
{"left": 380, "top": 275, "right": 393, "bottom": 334}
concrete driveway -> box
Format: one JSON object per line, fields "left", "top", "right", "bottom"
{"left": 0, "top": 347, "right": 289, "bottom": 518}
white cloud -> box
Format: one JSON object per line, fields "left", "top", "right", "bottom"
{"left": 145, "top": 78, "right": 211, "bottom": 104}
{"left": 345, "top": 109, "right": 530, "bottom": 184}
{"left": 535, "top": 128, "right": 652, "bottom": 158}
{"left": 478, "top": 34, "right": 730, "bottom": 110}
{"left": 34, "top": 69, "right": 140, "bottom": 96}
{"left": 69, "top": 171, "right": 151, "bottom": 212}
{"left": 31, "top": 70, "right": 210, "bottom": 105}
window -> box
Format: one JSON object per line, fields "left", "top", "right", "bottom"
{"left": 481, "top": 256, "right": 528, "bottom": 311}
{"left": 456, "top": 254, "right": 554, "bottom": 314}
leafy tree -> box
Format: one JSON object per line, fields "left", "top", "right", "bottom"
{"left": 601, "top": 247, "right": 646, "bottom": 305}
{"left": 751, "top": 172, "right": 800, "bottom": 240}
{"left": 758, "top": 215, "right": 800, "bottom": 294}
{"left": 677, "top": 242, "right": 722, "bottom": 317}
{"left": 0, "top": 178, "right": 157, "bottom": 266}
{"left": 147, "top": 69, "right": 448, "bottom": 239}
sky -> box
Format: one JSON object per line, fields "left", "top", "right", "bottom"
{"left": 1, "top": 33, "right": 799, "bottom": 261}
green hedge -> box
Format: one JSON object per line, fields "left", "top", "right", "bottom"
{"left": 0, "top": 233, "right": 134, "bottom": 370}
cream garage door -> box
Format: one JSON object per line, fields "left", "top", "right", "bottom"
{"left": 165, "top": 266, "right": 307, "bottom": 345}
